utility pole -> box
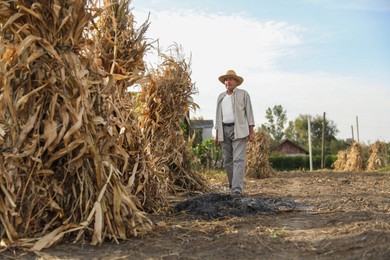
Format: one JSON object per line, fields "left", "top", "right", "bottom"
{"left": 351, "top": 125, "right": 354, "bottom": 141}
{"left": 356, "top": 116, "right": 360, "bottom": 143}
{"left": 321, "top": 112, "right": 325, "bottom": 169}
{"left": 308, "top": 117, "right": 313, "bottom": 171}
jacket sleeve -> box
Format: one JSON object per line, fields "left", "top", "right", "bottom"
{"left": 215, "top": 93, "right": 224, "bottom": 141}
{"left": 245, "top": 91, "right": 255, "bottom": 126}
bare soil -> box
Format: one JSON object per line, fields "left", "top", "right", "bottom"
{"left": 4, "top": 171, "right": 390, "bottom": 259}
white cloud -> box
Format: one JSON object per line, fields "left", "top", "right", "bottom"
{"left": 137, "top": 9, "right": 305, "bottom": 69}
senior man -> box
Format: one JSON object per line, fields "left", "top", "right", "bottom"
{"left": 214, "top": 70, "right": 255, "bottom": 196}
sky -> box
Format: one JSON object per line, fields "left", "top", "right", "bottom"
{"left": 130, "top": 0, "right": 390, "bottom": 144}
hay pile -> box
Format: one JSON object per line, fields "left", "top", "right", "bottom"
{"left": 94, "top": 0, "right": 170, "bottom": 213}
{"left": 333, "top": 142, "right": 365, "bottom": 172}
{"left": 333, "top": 141, "right": 389, "bottom": 172}
{"left": 366, "top": 141, "right": 387, "bottom": 171}
{"left": 333, "top": 150, "right": 348, "bottom": 171}
{"left": 0, "top": 0, "right": 154, "bottom": 250}
{"left": 138, "top": 48, "right": 208, "bottom": 194}
{"left": 0, "top": 0, "right": 205, "bottom": 251}
{"left": 246, "top": 130, "right": 274, "bottom": 179}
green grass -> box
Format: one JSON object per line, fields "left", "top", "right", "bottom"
{"left": 377, "top": 166, "right": 390, "bottom": 173}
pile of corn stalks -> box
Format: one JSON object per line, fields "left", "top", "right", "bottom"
{"left": 138, "top": 48, "right": 208, "bottom": 194}
{"left": 366, "top": 141, "right": 387, "bottom": 171}
{"left": 333, "top": 150, "right": 348, "bottom": 171}
{"left": 246, "top": 130, "right": 274, "bottom": 179}
{"left": 333, "top": 142, "right": 365, "bottom": 172}
{"left": 94, "top": 0, "right": 171, "bottom": 213}
{"left": 0, "top": 0, "right": 205, "bottom": 252}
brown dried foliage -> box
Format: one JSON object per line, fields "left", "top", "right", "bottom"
{"left": 246, "top": 130, "right": 274, "bottom": 179}
{"left": 0, "top": 0, "right": 153, "bottom": 251}
{"left": 97, "top": 0, "right": 149, "bottom": 93}
{"left": 138, "top": 49, "right": 208, "bottom": 194}
{"left": 93, "top": 0, "right": 170, "bottom": 213}
{"left": 366, "top": 141, "right": 387, "bottom": 171}
{"left": 333, "top": 150, "right": 348, "bottom": 171}
{"left": 334, "top": 142, "right": 365, "bottom": 172}
{"left": 1, "top": 0, "right": 207, "bottom": 251}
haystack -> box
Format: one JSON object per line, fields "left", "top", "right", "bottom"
{"left": 93, "top": 0, "right": 170, "bottom": 213}
{"left": 344, "top": 142, "right": 365, "bottom": 172}
{"left": 333, "top": 150, "right": 348, "bottom": 171}
{"left": 138, "top": 47, "right": 208, "bottom": 193}
{"left": 246, "top": 130, "right": 274, "bottom": 178}
{"left": 366, "top": 141, "right": 387, "bottom": 171}
{"left": 0, "top": 0, "right": 152, "bottom": 251}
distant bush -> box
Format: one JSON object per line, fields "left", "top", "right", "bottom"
{"left": 270, "top": 155, "right": 337, "bottom": 171}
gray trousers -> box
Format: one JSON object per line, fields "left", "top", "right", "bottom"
{"left": 220, "top": 125, "right": 247, "bottom": 194}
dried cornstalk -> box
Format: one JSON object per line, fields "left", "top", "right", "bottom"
{"left": 246, "top": 130, "right": 274, "bottom": 178}
{"left": 366, "top": 141, "right": 387, "bottom": 171}
{"left": 344, "top": 142, "right": 365, "bottom": 172}
{"left": 138, "top": 47, "right": 208, "bottom": 193}
{"left": 0, "top": 0, "right": 152, "bottom": 251}
{"left": 333, "top": 150, "right": 348, "bottom": 171}
{"left": 97, "top": 0, "right": 149, "bottom": 94}
{"left": 93, "top": 0, "right": 169, "bottom": 212}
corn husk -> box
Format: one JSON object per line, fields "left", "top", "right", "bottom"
{"left": 344, "top": 142, "right": 365, "bottom": 172}
{"left": 93, "top": 0, "right": 171, "bottom": 212}
{"left": 138, "top": 48, "right": 208, "bottom": 194}
{"left": 333, "top": 150, "right": 348, "bottom": 171}
{"left": 366, "top": 141, "right": 387, "bottom": 171}
{"left": 246, "top": 130, "right": 274, "bottom": 179}
{"left": 0, "top": 0, "right": 152, "bottom": 251}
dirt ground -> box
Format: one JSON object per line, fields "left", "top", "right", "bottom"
{"left": 4, "top": 171, "right": 390, "bottom": 259}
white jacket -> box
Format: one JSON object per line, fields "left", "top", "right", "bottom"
{"left": 215, "top": 88, "right": 255, "bottom": 141}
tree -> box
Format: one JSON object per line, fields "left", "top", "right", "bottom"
{"left": 286, "top": 114, "right": 342, "bottom": 155}
{"left": 261, "top": 105, "right": 287, "bottom": 142}
{"left": 285, "top": 120, "right": 298, "bottom": 143}
{"left": 285, "top": 114, "right": 309, "bottom": 146}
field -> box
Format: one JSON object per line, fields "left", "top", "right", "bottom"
{"left": 5, "top": 171, "right": 390, "bottom": 259}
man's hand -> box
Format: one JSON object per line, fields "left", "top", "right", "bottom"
{"left": 247, "top": 132, "right": 254, "bottom": 142}
{"left": 247, "top": 125, "right": 255, "bottom": 142}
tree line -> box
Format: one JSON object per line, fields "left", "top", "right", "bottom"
{"left": 260, "top": 105, "right": 348, "bottom": 155}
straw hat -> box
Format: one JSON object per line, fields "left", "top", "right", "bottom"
{"left": 218, "top": 70, "right": 244, "bottom": 86}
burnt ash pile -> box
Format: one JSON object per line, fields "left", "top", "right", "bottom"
{"left": 174, "top": 193, "right": 304, "bottom": 220}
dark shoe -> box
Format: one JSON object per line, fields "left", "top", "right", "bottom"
{"left": 232, "top": 191, "right": 243, "bottom": 198}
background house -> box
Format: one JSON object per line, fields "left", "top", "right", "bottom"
{"left": 190, "top": 119, "right": 214, "bottom": 144}
{"left": 272, "top": 139, "right": 308, "bottom": 156}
